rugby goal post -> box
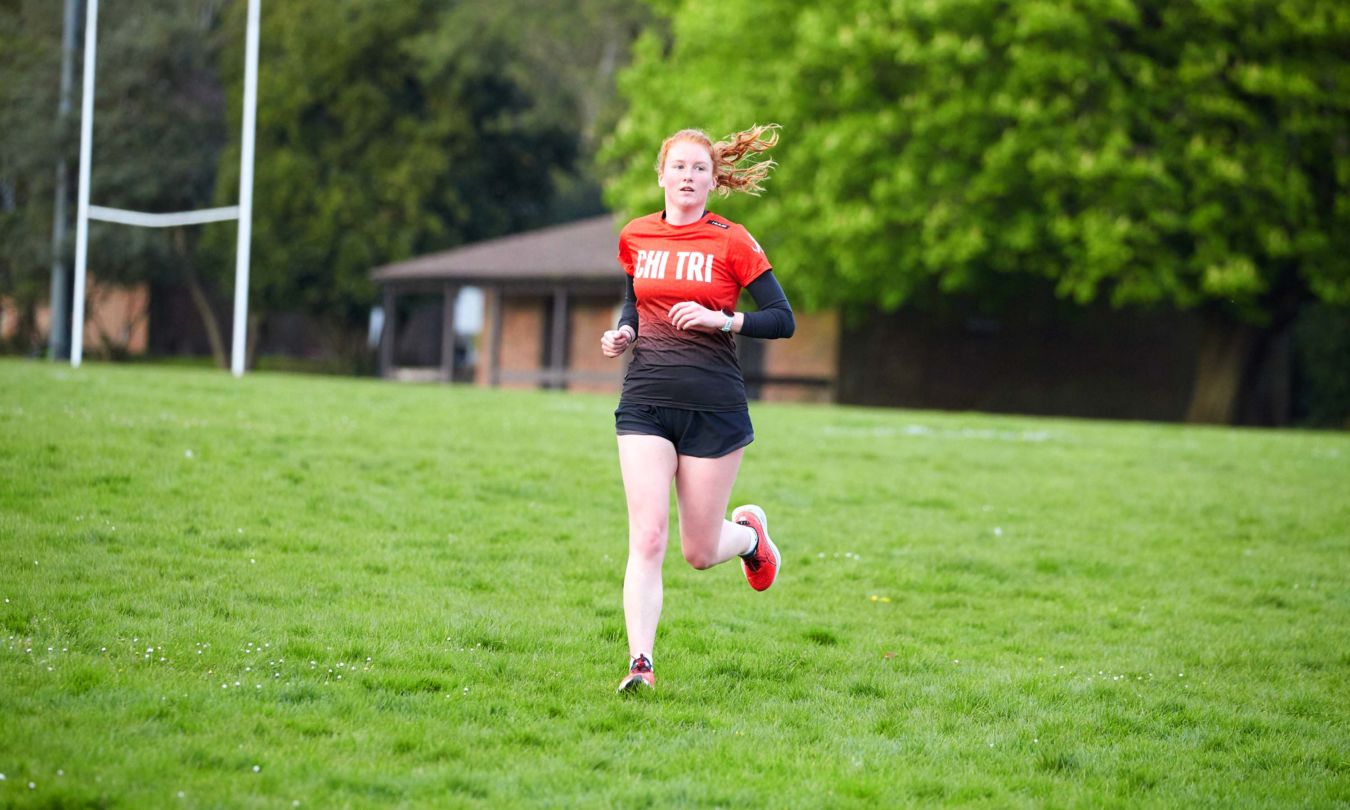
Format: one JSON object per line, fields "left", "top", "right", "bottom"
{"left": 71, "top": 0, "right": 261, "bottom": 377}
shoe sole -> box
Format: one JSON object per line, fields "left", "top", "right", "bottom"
{"left": 617, "top": 674, "right": 653, "bottom": 693}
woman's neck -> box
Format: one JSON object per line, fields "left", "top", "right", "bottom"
{"left": 664, "top": 205, "right": 706, "bottom": 227}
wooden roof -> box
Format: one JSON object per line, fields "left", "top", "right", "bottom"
{"left": 371, "top": 214, "right": 620, "bottom": 287}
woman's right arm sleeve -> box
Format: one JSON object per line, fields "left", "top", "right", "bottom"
{"left": 617, "top": 275, "right": 638, "bottom": 338}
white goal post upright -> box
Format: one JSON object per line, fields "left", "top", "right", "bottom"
{"left": 231, "top": 0, "right": 261, "bottom": 377}
{"left": 69, "top": 0, "right": 98, "bottom": 370}
{"left": 70, "top": 0, "right": 261, "bottom": 377}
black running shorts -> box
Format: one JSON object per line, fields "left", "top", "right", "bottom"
{"left": 614, "top": 401, "right": 754, "bottom": 459}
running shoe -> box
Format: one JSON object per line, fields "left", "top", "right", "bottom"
{"left": 733, "top": 504, "right": 780, "bottom": 592}
{"left": 617, "top": 654, "right": 655, "bottom": 692}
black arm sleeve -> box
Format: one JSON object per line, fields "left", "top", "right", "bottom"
{"left": 739, "top": 270, "right": 795, "bottom": 339}
{"left": 617, "top": 274, "right": 638, "bottom": 337}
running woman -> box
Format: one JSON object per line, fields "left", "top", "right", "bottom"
{"left": 600, "top": 124, "right": 795, "bottom": 692}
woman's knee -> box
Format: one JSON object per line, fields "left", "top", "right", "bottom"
{"left": 628, "top": 525, "right": 667, "bottom": 561}
{"left": 680, "top": 537, "right": 719, "bottom": 570}
{"left": 682, "top": 551, "right": 718, "bottom": 570}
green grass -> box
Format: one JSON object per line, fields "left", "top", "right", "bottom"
{"left": 2, "top": 359, "right": 1348, "bottom": 808}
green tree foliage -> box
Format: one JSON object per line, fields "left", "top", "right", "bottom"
{"left": 605, "top": 0, "right": 1349, "bottom": 421}
{"left": 91, "top": 0, "right": 234, "bottom": 361}
{"left": 206, "top": 0, "right": 649, "bottom": 365}
{"left": 602, "top": 1, "right": 792, "bottom": 230}
{"left": 446, "top": 0, "right": 652, "bottom": 219}
{"left": 0, "top": 1, "right": 64, "bottom": 350}
{"left": 3, "top": 0, "right": 646, "bottom": 364}
{"left": 1, "top": 0, "right": 233, "bottom": 357}
{"left": 609, "top": 0, "right": 1349, "bottom": 312}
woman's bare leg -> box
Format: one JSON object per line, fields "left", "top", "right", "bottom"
{"left": 617, "top": 434, "right": 679, "bottom": 660}
{"left": 674, "top": 448, "right": 758, "bottom": 570}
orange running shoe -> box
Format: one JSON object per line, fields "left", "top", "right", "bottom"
{"left": 733, "top": 504, "right": 780, "bottom": 592}
{"left": 617, "top": 654, "right": 655, "bottom": 693}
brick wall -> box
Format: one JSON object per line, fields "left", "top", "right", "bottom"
{"left": 567, "top": 297, "right": 625, "bottom": 394}
{"left": 471, "top": 288, "right": 842, "bottom": 402}
{"left": 2, "top": 281, "right": 148, "bottom": 356}
{"left": 86, "top": 282, "right": 149, "bottom": 355}
{"left": 477, "top": 292, "right": 548, "bottom": 389}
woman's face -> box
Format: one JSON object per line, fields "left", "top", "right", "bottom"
{"left": 659, "top": 139, "right": 716, "bottom": 212}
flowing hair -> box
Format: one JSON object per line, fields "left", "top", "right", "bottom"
{"left": 656, "top": 123, "right": 781, "bottom": 197}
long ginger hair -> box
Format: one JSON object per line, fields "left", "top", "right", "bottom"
{"left": 656, "top": 124, "right": 780, "bottom": 197}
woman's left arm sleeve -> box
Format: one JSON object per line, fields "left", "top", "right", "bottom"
{"left": 617, "top": 274, "right": 639, "bottom": 338}
{"left": 739, "top": 270, "right": 795, "bottom": 339}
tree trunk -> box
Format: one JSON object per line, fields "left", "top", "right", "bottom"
{"left": 1243, "top": 326, "right": 1293, "bottom": 427}
{"left": 175, "top": 229, "right": 227, "bottom": 369}
{"left": 1184, "top": 313, "right": 1258, "bottom": 424}
{"left": 245, "top": 311, "right": 264, "bottom": 371}
{"left": 17, "top": 298, "right": 42, "bottom": 355}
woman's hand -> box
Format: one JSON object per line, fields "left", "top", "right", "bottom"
{"left": 668, "top": 301, "right": 725, "bottom": 333}
{"left": 600, "top": 326, "right": 635, "bottom": 358}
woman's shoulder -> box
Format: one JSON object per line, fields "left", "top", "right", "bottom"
{"left": 702, "top": 211, "right": 752, "bottom": 235}
{"left": 707, "top": 215, "right": 761, "bottom": 248}
{"left": 620, "top": 211, "right": 665, "bottom": 235}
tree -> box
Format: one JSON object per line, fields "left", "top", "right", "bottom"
{"left": 1, "top": 1, "right": 72, "bottom": 353}
{"left": 2, "top": 0, "right": 648, "bottom": 367}
{"left": 456, "top": 0, "right": 654, "bottom": 222}
{"left": 604, "top": 0, "right": 1350, "bottom": 423}
{"left": 207, "top": 0, "right": 648, "bottom": 369}
{"left": 1, "top": 0, "right": 233, "bottom": 361}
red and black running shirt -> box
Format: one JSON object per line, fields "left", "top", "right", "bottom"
{"left": 617, "top": 211, "right": 772, "bottom": 411}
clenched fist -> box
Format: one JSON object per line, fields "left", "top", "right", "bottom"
{"left": 601, "top": 326, "right": 635, "bottom": 358}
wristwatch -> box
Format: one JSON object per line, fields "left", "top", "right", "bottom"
{"left": 720, "top": 314, "right": 735, "bottom": 332}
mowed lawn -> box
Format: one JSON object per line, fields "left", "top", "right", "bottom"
{"left": 1, "top": 359, "right": 1347, "bottom": 808}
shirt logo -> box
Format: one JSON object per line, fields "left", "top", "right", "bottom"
{"left": 634, "top": 249, "right": 716, "bottom": 283}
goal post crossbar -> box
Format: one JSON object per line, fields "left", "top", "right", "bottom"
{"left": 88, "top": 205, "right": 241, "bottom": 228}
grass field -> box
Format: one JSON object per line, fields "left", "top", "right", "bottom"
{"left": 2, "top": 359, "right": 1348, "bottom": 808}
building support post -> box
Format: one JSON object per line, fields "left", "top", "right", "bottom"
{"left": 379, "top": 284, "right": 396, "bottom": 378}
{"left": 488, "top": 288, "right": 503, "bottom": 387}
{"left": 549, "top": 287, "right": 569, "bottom": 390}
{"left": 440, "top": 283, "right": 459, "bottom": 382}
